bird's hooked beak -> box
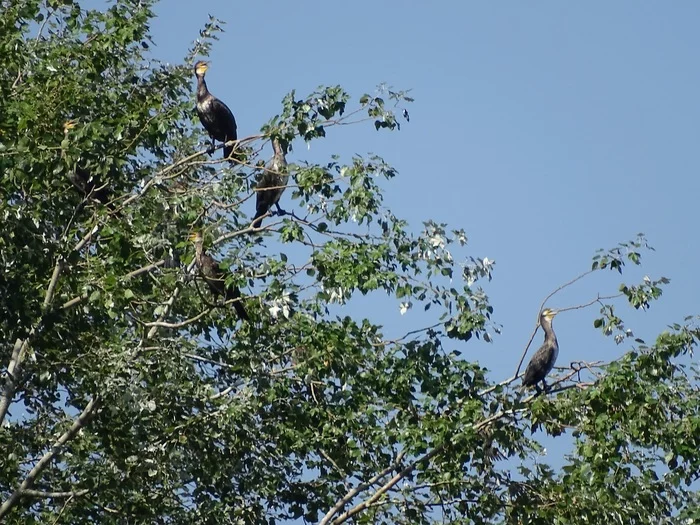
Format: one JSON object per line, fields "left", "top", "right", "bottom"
{"left": 194, "top": 61, "right": 209, "bottom": 75}
{"left": 63, "top": 119, "right": 79, "bottom": 132}
{"left": 188, "top": 232, "right": 201, "bottom": 242}
{"left": 541, "top": 308, "right": 559, "bottom": 320}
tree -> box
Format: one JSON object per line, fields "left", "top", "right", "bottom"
{"left": 1, "top": 1, "right": 698, "bottom": 523}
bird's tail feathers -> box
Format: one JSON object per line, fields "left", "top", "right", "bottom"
{"left": 232, "top": 298, "right": 249, "bottom": 321}
{"left": 224, "top": 144, "right": 244, "bottom": 164}
{"left": 251, "top": 209, "right": 266, "bottom": 229}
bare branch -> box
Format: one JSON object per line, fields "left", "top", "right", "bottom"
{"left": 0, "top": 397, "right": 100, "bottom": 519}
{"left": 140, "top": 307, "right": 211, "bottom": 328}
{"left": 513, "top": 270, "right": 601, "bottom": 379}
{"left": 0, "top": 338, "right": 29, "bottom": 426}
{"left": 141, "top": 260, "right": 197, "bottom": 342}
{"left": 329, "top": 448, "right": 443, "bottom": 525}
{"left": 325, "top": 402, "right": 535, "bottom": 524}
{"left": 21, "top": 489, "right": 90, "bottom": 499}
{"left": 319, "top": 451, "right": 406, "bottom": 525}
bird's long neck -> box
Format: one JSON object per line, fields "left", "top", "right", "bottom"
{"left": 272, "top": 139, "right": 288, "bottom": 169}
{"left": 541, "top": 318, "right": 557, "bottom": 344}
{"left": 61, "top": 128, "right": 72, "bottom": 160}
{"left": 196, "top": 75, "right": 209, "bottom": 101}
{"left": 194, "top": 241, "right": 205, "bottom": 267}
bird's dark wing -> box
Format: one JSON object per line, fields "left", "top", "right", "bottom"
{"left": 252, "top": 175, "right": 276, "bottom": 228}
{"left": 229, "top": 290, "right": 249, "bottom": 321}
{"left": 197, "top": 94, "right": 238, "bottom": 161}
{"left": 521, "top": 346, "right": 552, "bottom": 387}
{"left": 199, "top": 254, "right": 248, "bottom": 320}
{"left": 252, "top": 165, "right": 287, "bottom": 228}
{"left": 199, "top": 254, "right": 226, "bottom": 296}
{"left": 69, "top": 165, "right": 112, "bottom": 208}
{"left": 209, "top": 98, "right": 237, "bottom": 139}
{"left": 208, "top": 98, "right": 237, "bottom": 161}
{"left": 211, "top": 98, "right": 238, "bottom": 161}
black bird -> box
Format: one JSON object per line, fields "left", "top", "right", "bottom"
{"left": 252, "top": 138, "right": 288, "bottom": 229}
{"left": 62, "top": 120, "right": 111, "bottom": 207}
{"left": 521, "top": 308, "right": 559, "bottom": 392}
{"left": 189, "top": 231, "right": 248, "bottom": 321}
{"left": 194, "top": 60, "right": 238, "bottom": 162}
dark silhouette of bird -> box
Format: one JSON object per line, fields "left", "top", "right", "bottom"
{"left": 194, "top": 60, "right": 238, "bottom": 163}
{"left": 189, "top": 231, "right": 248, "bottom": 321}
{"left": 252, "top": 138, "right": 288, "bottom": 229}
{"left": 62, "top": 120, "right": 111, "bottom": 208}
{"left": 521, "top": 308, "right": 559, "bottom": 392}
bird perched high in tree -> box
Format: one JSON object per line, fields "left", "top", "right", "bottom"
{"left": 194, "top": 60, "right": 238, "bottom": 163}
{"left": 252, "top": 138, "right": 289, "bottom": 229}
{"left": 61, "top": 120, "right": 111, "bottom": 207}
{"left": 189, "top": 231, "right": 249, "bottom": 321}
{"left": 521, "top": 308, "right": 559, "bottom": 393}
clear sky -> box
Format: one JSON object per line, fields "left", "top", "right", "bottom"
{"left": 146, "top": 0, "right": 699, "bottom": 476}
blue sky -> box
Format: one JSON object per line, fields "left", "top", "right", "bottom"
{"left": 148, "top": 0, "right": 698, "bottom": 473}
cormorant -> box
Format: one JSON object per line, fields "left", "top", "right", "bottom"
{"left": 521, "top": 308, "right": 559, "bottom": 392}
{"left": 189, "top": 231, "right": 248, "bottom": 321}
{"left": 252, "top": 138, "right": 288, "bottom": 229}
{"left": 194, "top": 60, "right": 238, "bottom": 162}
{"left": 62, "top": 120, "right": 111, "bottom": 207}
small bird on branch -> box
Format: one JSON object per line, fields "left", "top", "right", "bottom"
{"left": 252, "top": 138, "right": 289, "bottom": 229}
{"left": 189, "top": 231, "right": 248, "bottom": 321}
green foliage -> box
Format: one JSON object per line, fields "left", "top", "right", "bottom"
{"left": 0, "top": 2, "right": 698, "bottom": 524}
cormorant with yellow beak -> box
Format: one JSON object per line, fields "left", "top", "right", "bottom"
{"left": 194, "top": 60, "right": 238, "bottom": 162}
{"left": 521, "top": 308, "right": 559, "bottom": 392}
{"left": 189, "top": 231, "right": 248, "bottom": 321}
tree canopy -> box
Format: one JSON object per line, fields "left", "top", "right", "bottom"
{"left": 1, "top": 1, "right": 699, "bottom": 523}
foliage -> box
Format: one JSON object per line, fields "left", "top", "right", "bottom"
{"left": 1, "top": 1, "right": 698, "bottom": 524}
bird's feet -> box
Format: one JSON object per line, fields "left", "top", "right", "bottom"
{"left": 274, "top": 203, "right": 287, "bottom": 216}
{"left": 205, "top": 139, "right": 217, "bottom": 155}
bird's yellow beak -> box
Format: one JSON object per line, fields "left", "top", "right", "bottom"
{"left": 63, "top": 119, "right": 78, "bottom": 131}
{"left": 188, "top": 232, "right": 200, "bottom": 241}
{"left": 195, "top": 61, "right": 209, "bottom": 74}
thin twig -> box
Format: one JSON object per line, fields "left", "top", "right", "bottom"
{"left": 513, "top": 270, "right": 594, "bottom": 378}
{"left": 0, "top": 398, "right": 100, "bottom": 519}
{"left": 140, "top": 307, "right": 211, "bottom": 328}
{"left": 319, "top": 451, "right": 406, "bottom": 525}
{"left": 51, "top": 493, "right": 75, "bottom": 525}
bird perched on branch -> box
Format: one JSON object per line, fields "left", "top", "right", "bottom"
{"left": 521, "top": 308, "right": 559, "bottom": 393}
{"left": 252, "top": 138, "right": 289, "bottom": 229}
{"left": 189, "top": 231, "right": 248, "bottom": 321}
{"left": 61, "top": 120, "right": 111, "bottom": 208}
{"left": 194, "top": 60, "right": 238, "bottom": 162}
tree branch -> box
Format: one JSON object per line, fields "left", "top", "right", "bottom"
{"left": 329, "top": 447, "right": 443, "bottom": 525}
{"left": 1, "top": 255, "right": 66, "bottom": 426}
{"left": 319, "top": 451, "right": 406, "bottom": 525}
{"left": 0, "top": 338, "right": 29, "bottom": 426}
{"left": 21, "top": 489, "right": 90, "bottom": 499}
{"left": 324, "top": 402, "right": 533, "bottom": 525}
{"left": 0, "top": 397, "right": 100, "bottom": 519}
{"left": 140, "top": 307, "right": 211, "bottom": 328}
{"left": 513, "top": 270, "right": 600, "bottom": 379}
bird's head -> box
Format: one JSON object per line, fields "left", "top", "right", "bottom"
{"left": 188, "top": 231, "right": 204, "bottom": 244}
{"left": 63, "top": 119, "right": 79, "bottom": 135}
{"left": 194, "top": 60, "right": 209, "bottom": 77}
{"left": 540, "top": 308, "right": 558, "bottom": 322}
